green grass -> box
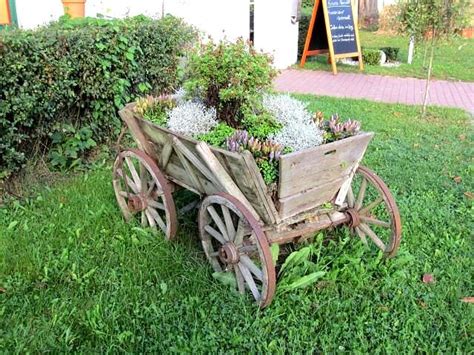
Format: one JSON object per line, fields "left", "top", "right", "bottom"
{"left": 1, "top": 97, "right": 473, "bottom": 352}
{"left": 300, "top": 30, "right": 474, "bottom": 81}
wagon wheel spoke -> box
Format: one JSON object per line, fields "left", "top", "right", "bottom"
{"left": 116, "top": 168, "right": 139, "bottom": 193}
{"left": 198, "top": 194, "right": 276, "bottom": 307}
{"left": 360, "top": 216, "right": 390, "bottom": 228}
{"left": 345, "top": 166, "right": 402, "bottom": 258}
{"left": 359, "top": 223, "right": 386, "bottom": 251}
{"left": 355, "top": 177, "right": 367, "bottom": 210}
{"left": 355, "top": 226, "right": 368, "bottom": 246}
{"left": 240, "top": 254, "right": 263, "bottom": 281}
{"left": 234, "top": 220, "right": 245, "bottom": 246}
{"left": 125, "top": 157, "right": 142, "bottom": 190}
{"left": 113, "top": 149, "right": 177, "bottom": 240}
{"left": 359, "top": 196, "right": 383, "bottom": 215}
{"left": 238, "top": 263, "right": 260, "bottom": 301}
{"left": 347, "top": 186, "right": 355, "bottom": 208}
{"left": 207, "top": 206, "right": 230, "bottom": 241}
{"left": 235, "top": 266, "right": 246, "bottom": 294}
{"left": 221, "top": 205, "right": 236, "bottom": 240}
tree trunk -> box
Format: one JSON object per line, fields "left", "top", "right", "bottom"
{"left": 421, "top": 32, "right": 436, "bottom": 118}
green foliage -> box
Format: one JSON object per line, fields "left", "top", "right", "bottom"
{"left": 241, "top": 106, "right": 282, "bottom": 139}
{"left": 184, "top": 39, "right": 277, "bottom": 128}
{"left": 0, "top": 96, "right": 472, "bottom": 352}
{"left": 380, "top": 47, "right": 400, "bottom": 61}
{"left": 398, "top": 0, "right": 471, "bottom": 41}
{"left": 48, "top": 124, "right": 96, "bottom": 170}
{"left": 0, "top": 15, "right": 195, "bottom": 176}
{"left": 362, "top": 48, "right": 382, "bottom": 65}
{"left": 299, "top": 30, "right": 474, "bottom": 81}
{"left": 196, "top": 123, "right": 235, "bottom": 147}
{"left": 136, "top": 96, "right": 175, "bottom": 126}
{"left": 256, "top": 159, "right": 279, "bottom": 185}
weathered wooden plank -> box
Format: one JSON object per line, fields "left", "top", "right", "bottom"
{"left": 278, "top": 176, "right": 347, "bottom": 219}
{"left": 278, "top": 133, "right": 373, "bottom": 198}
{"left": 241, "top": 151, "right": 279, "bottom": 225}
{"left": 196, "top": 142, "right": 261, "bottom": 220}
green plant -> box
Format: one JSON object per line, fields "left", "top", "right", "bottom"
{"left": 241, "top": 106, "right": 282, "bottom": 139}
{"left": 277, "top": 236, "right": 326, "bottom": 293}
{"left": 0, "top": 96, "right": 472, "bottom": 352}
{"left": 0, "top": 15, "right": 195, "bottom": 178}
{"left": 136, "top": 96, "right": 175, "bottom": 126}
{"left": 48, "top": 124, "right": 96, "bottom": 170}
{"left": 362, "top": 48, "right": 382, "bottom": 65}
{"left": 256, "top": 159, "right": 279, "bottom": 185}
{"left": 184, "top": 39, "right": 277, "bottom": 128}
{"left": 197, "top": 123, "right": 235, "bottom": 147}
{"left": 380, "top": 46, "right": 400, "bottom": 61}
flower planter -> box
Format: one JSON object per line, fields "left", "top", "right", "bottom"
{"left": 111, "top": 99, "right": 402, "bottom": 308}
{"left": 62, "top": 0, "right": 86, "bottom": 18}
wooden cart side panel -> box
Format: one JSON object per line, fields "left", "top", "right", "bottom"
{"left": 278, "top": 132, "right": 374, "bottom": 198}
{"left": 277, "top": 132, "right": 373, "bottom": 219}
{"left": 135, "top": 118, "right": 277, "bottom": 224}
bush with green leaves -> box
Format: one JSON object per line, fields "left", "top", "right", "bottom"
{"left": 184, "top": 39, "right": 277, "bottom": 128}
{"left": 0, "top": 15, "right": 195, "bottom": 177}
{"left": 362, "top": 48, "right": 382, "bottom": 65}
{"left": 380, "top": 47, "right": 400, "bottom": 62}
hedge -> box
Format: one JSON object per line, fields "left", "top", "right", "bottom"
{"left": 0, "top": 15, "right": 195, "bottom": 177}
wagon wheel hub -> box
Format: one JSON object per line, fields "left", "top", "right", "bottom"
{"left": 126, "top": 194, "right": 148, "bottom": 213}
{"left": 219, "top": 242, "right": 240, "bottom": 264}
{"left": 346, "top": 208, "right": 361, "bottom": 228}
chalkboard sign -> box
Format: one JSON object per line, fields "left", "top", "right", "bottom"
{"left": 326, "top": 0, "right": 358, "bottom": 55}
{"left": 300, "top": 0, "right": 363, "bottom": 75}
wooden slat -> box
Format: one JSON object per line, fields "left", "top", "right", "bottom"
{"left": 278, "top": 132, "right": 373, "bottom": 199}
{"left": 278, "top": 176, "right": 347, "bottom": 219}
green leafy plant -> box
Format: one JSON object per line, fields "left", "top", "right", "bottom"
{"left": 362, "top": 48, "right": 382, "bottom": 65}
{"left": 184, "top": 39, "right": 277, "bottom": 128}
{"left": 380, "top": 47, "right": 400, "bottom": 61}
{"left": 256, "top": 159, "right": 279, "bottom": 185}
{"left": 48, "top": 124, "right": 96, "bottom": 170}
{"left": 277, "top": 236, "right": 327, "bottom": 294}
{"left": 135, "top": 96, "right": 175, "bottom": 126}
{"left": 197, "top": 123, "right": 235, "bottom": 147}
{"left": 0, "top": 15, "right": 195, "bottom": 178}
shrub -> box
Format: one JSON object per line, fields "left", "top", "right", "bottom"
{"left": 380, "top": 47, "right": 400, "bottom": 61}
{"left": 362, "top": 48, "right": 382, "bottom": 65}
{"left": 0, "top": 15, "right": 195, "bottom": 177}
{"left": 184, "top": 39, "right": 277, "bottom": 128}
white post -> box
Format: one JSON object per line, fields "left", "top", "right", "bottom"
{"left": 407, "top": 35, "right": 415, "bottom": 64}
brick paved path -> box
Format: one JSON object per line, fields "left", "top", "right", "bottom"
{"left": 274, "top": 69, "right": 474, "bottom": 114}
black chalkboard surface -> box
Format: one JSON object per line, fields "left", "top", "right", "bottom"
{"left": 300, "top": 0, "right": 363, "bottom": 74}
{"left": 326, "top": 0, "right": 358, "bottom": 55}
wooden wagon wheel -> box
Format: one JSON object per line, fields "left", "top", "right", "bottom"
{"left": 198, "top": 193, "right": 276, "bottom": 308}
{"left": 344, "top": 166, "right": 402, "bottom": 257}
{"left": 113, "top": 149, "right": 177, "bottom": 240}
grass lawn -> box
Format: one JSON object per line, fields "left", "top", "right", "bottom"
{"left": 300, "top": 30, "right": 474, "bottom": 82}
{"left": 1, "top": 96, "right": 473, "bottom": 352}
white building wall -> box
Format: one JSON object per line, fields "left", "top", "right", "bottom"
{"left": 14, "top": 0, "right": 299, "bottom": 69}
{"left": 254, "top": 0, "right": 299, "bottom": 69}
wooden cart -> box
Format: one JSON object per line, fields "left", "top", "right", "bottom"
{"left": 113, "top": 103, "right": 402, "bottom": 307}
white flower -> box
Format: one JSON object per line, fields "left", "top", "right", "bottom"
{"left": 264, "top": 94, "right": 323, "bottom": 151}
{"left": 263, "top": 94, "right": 313, "bottom": 125}
{"left": 270, "top": 122, "right": 324, "bottom": 152}
{"left": 167, "top": 101, "right": 217, "bottom": 137}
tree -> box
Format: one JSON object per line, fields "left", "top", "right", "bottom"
{"left": 398, "top": 0, "right": 470, "bottom": 116}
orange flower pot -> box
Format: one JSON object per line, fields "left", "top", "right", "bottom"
{"left": 62, "top": 0, "right": 86, "bottom": 18}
